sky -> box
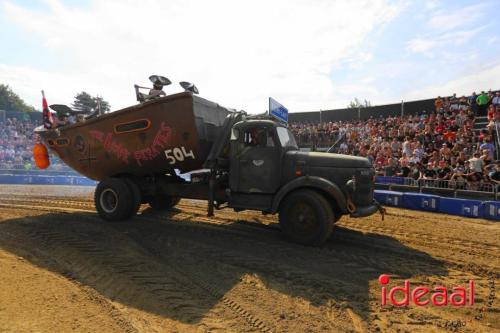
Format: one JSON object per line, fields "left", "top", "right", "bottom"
{"left": 0, "top": 0, "right": 499, "bottom": 114}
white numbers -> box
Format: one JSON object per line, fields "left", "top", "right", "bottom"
{"left": 164, "top": 146, "right": 196, "bottom": 165}
{"left": 173, "top": 148, "right": 184, "bottom": 161}
{"left": 182, "top": 146, "right": 195, "bottom": 159}
{"left": 165, "top": 150, "right": 176, "bottom": 164}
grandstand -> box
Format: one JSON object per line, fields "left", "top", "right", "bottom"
{"left": 289, "top": 90, "right": 500, "bottom": 201}
{"left": 0, "top": 115, "right": 69, "bottom": 171}
{"left": 0, "top": 111, "right": 95, "bottom": 185}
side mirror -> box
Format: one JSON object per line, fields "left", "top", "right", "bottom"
{"left": 230, "top": 128, "right": 239, "bottom": 141}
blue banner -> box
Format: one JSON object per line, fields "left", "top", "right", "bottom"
{"left": 269, "top": 97, "right": 288, "bottom": 123}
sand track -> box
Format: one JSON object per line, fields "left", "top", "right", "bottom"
{"left": 0, "top": 185, "right": 498, "bottom": 332}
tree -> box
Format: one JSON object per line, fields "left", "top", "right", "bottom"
{"left": 347, "top": 97, "right": 372, "bottom": 109}
{"left": 72, "top": 91, "right": 94, "bottom": 113}
{"left": 0, "top": 84, "right": 36, "bottom": 112}
{"left": 94, "top": 96, "right": 111, "bottom": 113}
{"left": 72, "top": 92, "right": 111, "bottom": 113}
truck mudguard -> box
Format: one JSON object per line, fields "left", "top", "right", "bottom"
{"left": 270, "top": 176, "right": 348, "bottom": 214}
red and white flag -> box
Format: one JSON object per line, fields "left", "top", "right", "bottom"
{"left": 41, "top": 90, "right": 54, "bottom": 129}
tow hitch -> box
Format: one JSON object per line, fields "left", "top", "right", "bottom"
{"left": 375, "top": 200, "right": 386, "bottom": 220}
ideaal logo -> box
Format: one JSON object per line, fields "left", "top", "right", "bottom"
{"left": 379, "top": 274, "right": 474, "bottom": 307}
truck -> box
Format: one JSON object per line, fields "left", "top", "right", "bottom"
{"left": 35, "top": 88, "right": 381, "bottom": 246}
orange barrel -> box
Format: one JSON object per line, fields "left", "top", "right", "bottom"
{"left": 32, "top": 143, "right": 50, "bottom": 169}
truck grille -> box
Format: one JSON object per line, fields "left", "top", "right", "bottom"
{"left": 353, "top": 168, "right": 374, "bottom": 206}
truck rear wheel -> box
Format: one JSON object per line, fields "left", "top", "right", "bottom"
{"left": 279, "top": 189, "right": 334, "bottom": 246}
{"left": 147, "top": 195, "right": 180, "bottom": 211}
{"left": 94, "top": 178, "right": 135, "bottom": 221}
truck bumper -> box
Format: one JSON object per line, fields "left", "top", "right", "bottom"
{"left": 349, "top": 200, "right": 380, "bottom": 218}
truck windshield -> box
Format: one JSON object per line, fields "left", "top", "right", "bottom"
{"left": 276, "top": 127, "right": 298, "bottom": 149}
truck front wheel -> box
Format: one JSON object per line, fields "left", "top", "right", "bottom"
{"left": 279, "top": 189, "right": 334, "bottom": 246}
{"left": 95, "top": 178, "right": 135, "bottom": 221}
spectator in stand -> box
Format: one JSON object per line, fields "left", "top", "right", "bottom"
{"left": 469, "top": 152, "right": 484, "bottom": 174}
{"left": 485, "top": 162, "right": 500, "bottom": 185}
{"left": 435, "top": 96, "right": 444, "bottom": 111}
{"left": 469, "top": 92, "right": 478, "bottom": 114}
{"left": 402, "top": 136, "right": 412, "bottom": 156}
{"left": 409, "top": 162, "right": 421, "bottom": 180}
{"left": 487, "top": 107, "right": 498, "bottom": 132}
{"left": 480, "top": 149, "right": 493, "bottom": 167}
{"left": 339, "top": 141, "right": 348, "bottom": 153}
{"left": 384, "top": 158, "right": 398, "bottom": 176}
{"left": 476, "top": 91, "right": 490, "bottom": 116}
{"left": 458, "top": 95, "right": 469, "bottom": 110}
{"left": 397, "top": 159, "right": 411, "bottom": 177}
{"left": 449, "top": 93, "right": 459, "bottom": 111}
{"left": 479, "top": 138, "right": 495, "bottom": 159}
{"left": 435, "top": 121, "right": 445, "bottom": 134}
{"left": 437, "top": 160, "right": 452, "bottom": 180}
{"left": 450, "top": 163, "right": 467, "bottom": 189}
{"left": 487, "top": 104, "right": 497, "bottom": 122}
{"left": 420, "top": 162, "right": 437, "bottom": 180}
{"left": 493, "top": 91, "right": 500, "bottom": 107}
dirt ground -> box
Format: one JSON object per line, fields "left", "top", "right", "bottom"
{"left": 0, "top": 185, "right": 498, "bottom": 333}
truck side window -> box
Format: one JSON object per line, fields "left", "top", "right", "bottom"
{"left": 243, "top": 127, "right": 274, "bottom": 148}
{"left": 276, "top": 127, "right": 298, "bottom": 149}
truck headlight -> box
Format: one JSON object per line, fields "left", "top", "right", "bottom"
{"left": 346, "top": 178, "right": 356, "bottom": 194}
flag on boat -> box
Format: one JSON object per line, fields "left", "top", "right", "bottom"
{"left": 41, "top": 90, "right": 54, "bottom": 129}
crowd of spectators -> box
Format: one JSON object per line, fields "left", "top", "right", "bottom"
{"left": 0, "top": 117, "right": 67, "bottom": 171}
{"left": 290, "top": 90, "right": 500, "bottom": 191}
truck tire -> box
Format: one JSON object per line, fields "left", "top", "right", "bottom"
{"left": 123, "top": 178, "right": 142, "bottom": 216}
{"left": 94, "top": 178, "right": 135, "bottom": 221}
{"left": 147, "top": 195, "right": 180, "bottom": 211}
{"left": 279, "top": 189, "right": 334, "bottom": 246}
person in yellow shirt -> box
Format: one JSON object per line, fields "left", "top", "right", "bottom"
{"left": 434, "top": 96, "right": 444, "bottom": 111}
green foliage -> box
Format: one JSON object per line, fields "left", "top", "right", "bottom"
{"left": 72, "top": 92, "right": 111, "bottom": 113}
{"left": 347, "top": 97, "right": 372, "bottom": 109}
{"left": 0, "top": 84, "right": 36, "bottom": 112}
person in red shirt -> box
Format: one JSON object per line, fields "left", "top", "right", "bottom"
{"left": 443, "top": 130, "right": 456, "bottom": 141}
{"left": 487, "top": 105, "right": 497, "bottom": 122}
{"left": 375, "top": 152, "right": 386, "bottom": 166}
{"left": 435, "top": 122, "right": 445, "bottom": 133}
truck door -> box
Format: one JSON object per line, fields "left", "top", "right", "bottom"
{"left": 230, "top": 125, "right": 281, "bottom": 193}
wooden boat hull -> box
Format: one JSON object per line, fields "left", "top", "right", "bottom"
{"left": 36, "top": 92, "right": 231, "bottom": 180}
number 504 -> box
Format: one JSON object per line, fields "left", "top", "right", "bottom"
{"left": 164, "top": 147, "right": 196, "bottom": 165}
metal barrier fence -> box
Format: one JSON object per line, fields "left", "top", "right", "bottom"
{"left": 0, "top": 168, "right": 81, "bottom": 176}
{"left": 495, "top": 121, "right": 500, "bottom": 160}
{"left": 376, "top": 176, "right": 500, "bottom": 200}
{"left": 0, "top": 163, "right": 73, "bottom": 171}
{"left": 0, "top": 173, "right": 96, "bottom": 186}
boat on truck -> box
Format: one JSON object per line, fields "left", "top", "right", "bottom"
{"left": 35, "top": 78, "right": 381, "bottom": 246}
